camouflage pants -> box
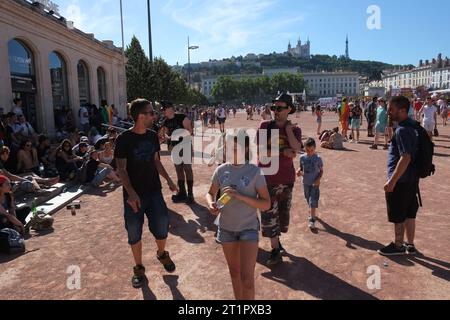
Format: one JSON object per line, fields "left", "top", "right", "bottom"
{"left": 261, "top": 184, "right": 294, "bottom": 238}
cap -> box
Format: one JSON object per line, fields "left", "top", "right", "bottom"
{"left": 273, "top": 93, "right": 295, "bottom": 114}
{"left": 80, "top": 136, "right": 89, "bottom": 142}
{"left": 160, "top": 101, "right": 174, "bottom": 110}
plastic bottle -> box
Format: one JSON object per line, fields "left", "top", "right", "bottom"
{"left": 31, "top": 200, "right": 38, "bottom": 218}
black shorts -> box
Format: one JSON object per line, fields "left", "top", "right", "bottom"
{"left": 218, "top": 118, "right": 226, "bottom": 124}
{"left": 385, "top": 182, "right": 419, "bottom": 224}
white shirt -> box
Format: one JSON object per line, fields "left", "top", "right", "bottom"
{"left": 216, "top": 108, "right": 226, "bottom": 119}
{"left": 20, "top": 122, "right": 35, "bottom": 136}
{"left": 79, "top": 106, "right": 90, "bottom": 125}
{"left": 422, "top": 105, "right": 437, "bottom": 124}
{"left": 13, "top": 106, "right": 23, "bottom": 116}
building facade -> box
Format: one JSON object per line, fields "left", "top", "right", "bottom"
{"left": 303, "top": 72, "right": 360, "bottom": 98}
{"left": 0, "top": 0, "right": 127, "bottom": 136}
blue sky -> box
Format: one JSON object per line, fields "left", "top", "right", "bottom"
{"left": 60, "top": 0, "right": 450, "bottom": 66}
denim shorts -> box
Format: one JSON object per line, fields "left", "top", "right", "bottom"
{"left": 217, "top": 228, "right": 259, "bottom": 243}
{"left": 124, "top": 191, "right": 169, "bottom": 245}
{"left": 304, "top": 184, "right": 320, "bottom": 209}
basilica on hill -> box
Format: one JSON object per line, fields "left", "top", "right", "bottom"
{"left": 287, "top": 36, "right": 311, "bottom": 59}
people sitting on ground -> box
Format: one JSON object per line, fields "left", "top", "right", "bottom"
{"left": 17, "top": 139, "right": 39, "bottom": 175}
{"left": 68, "top": 130, "right": 80, "bottom": 148}
{"left": 15, "top": 115, "right": 38, "bottom": 145}
{"left": 89, "top": 127, "right": 103, "bottom": 145}
{"left": 5, "top": 112, "right": 20, "bottom": 148}
{"left": 0, "top": 176, "right": 26, "bottom": 235}
{"left": 86, "top": 150, "right": 121, "bottom": 187}
{"left": 98, "top": 142, "right": 114, "bottom": 166}
{"left": 37, "top": 135, "right": 59, "bottom": 178}
{"left": 321, "top": 127, "right": 344, "bottom": 150}
{"left": 1, "top": 146, "right": 59, "bottom": 191}
{"left": 72, "top": 136, "right": 90, "bottom": 154}
{"left": 55, "top": 139, "right": 83, "bottom": 181}
{"left": 75, "top": 142, "right": 90, "bottom": 158}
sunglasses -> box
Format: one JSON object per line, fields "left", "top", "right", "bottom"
{"left": 25, "top": 144, "right": 32, "bottom": 147}
{"left": 271, "top": 105, "right": 290, "bottom": 112}
{"left": 141, "top": 111, "right": 155, "bottom": 116}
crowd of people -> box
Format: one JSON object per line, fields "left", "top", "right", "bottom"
{"left": 1, "top": 90, "right": 445, "bottom": 300}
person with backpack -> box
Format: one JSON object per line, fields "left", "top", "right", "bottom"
{"left": 365, "top": 97, "right": 378, "bottom": 138}
{"left": 379, "top": 95, "right": 434, "bottom": 256}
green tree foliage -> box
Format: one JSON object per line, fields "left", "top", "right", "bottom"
{"left": 125, "top": 36, "right": 207, "bottom": 105}
{"left": 212, "top": 73, "right": 305, "bottom": 103}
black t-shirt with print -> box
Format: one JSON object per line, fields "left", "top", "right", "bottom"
{"left": 350, "top": 106, "right": 362, "bottom": 120}
{"left": 162, "top": 114, "right": 187, "bottom": 146}
{"left": 114, "top": 129, "right": 162, "bottom": 197}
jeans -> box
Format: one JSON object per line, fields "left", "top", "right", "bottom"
{"left": 124, "top": 191, "right": 169, "bottom": 245}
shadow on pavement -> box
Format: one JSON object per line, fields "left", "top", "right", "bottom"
{"left": 0, "top": 248, "right": 40, "bottom": 264}
{"left": 141, "top": 277, "right": 158, "bottom": 301}
{"left": 188, "top": 203, "right": 216, "bottom": 233}
{"left": 386, "top": 254, "right": 450, "bottom": 281}
{"left": 163, "top": 275, "right": 186, "bottom": 300}
{"left": 317, "top": 219, "right": 383, "bottom": 251}
{"left": 168, "top": 209, "right": 205, "bottom": 244}
{"left": 257, "top": 249, "right": 378, "bottom": 300}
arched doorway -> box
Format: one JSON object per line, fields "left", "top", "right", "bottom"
{"left": 97, "top": 67, "right": 107, "bottom": 106}
{"left": 77, "top": 60, "right": 90, "bottom": 105}
{"left": 8, "top": 39, "right": 38, "bottom": 129}
{"left": 49, "top": 51, "right": 69, "bottom": 130}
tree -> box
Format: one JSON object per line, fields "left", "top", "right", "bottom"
{"left": 125, "top": 36, "right": 151, "bottom": 101}
{"left": 271, "top": 73, "right": 305, "bottom": 94}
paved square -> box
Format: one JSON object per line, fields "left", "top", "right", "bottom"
{"left": 1, "top": 111, "right": 449, "bottom": 300}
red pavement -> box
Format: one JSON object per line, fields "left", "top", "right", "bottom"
{"left": 1, "top": 111, "right": 449, "bottom": 300}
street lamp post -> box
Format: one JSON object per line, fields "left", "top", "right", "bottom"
{"left": 147, "top": 0, "right": 153, "bottom": 62}
{"left": 187, "top": 36, "right": 199, "bottom": 88}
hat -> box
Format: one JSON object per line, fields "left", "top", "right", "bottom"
{"left": 80, "top": 136, "right": 89, "bottom": 142}
{"left": 79, "top": 142, "right": 88, "bottom": 148}
{"left": 273, "top": 93, "right": 295, "bottom": 114}
{"left": 160, "top": 101, "right": 174, "bottom": 110}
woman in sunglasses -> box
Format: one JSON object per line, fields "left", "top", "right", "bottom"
{"left": 17, "top": 139, "right": 39, "bottom": 175}
{"left": 55, "top": 139, "right": 83, "bottom": 181}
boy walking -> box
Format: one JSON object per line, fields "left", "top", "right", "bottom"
{"left": 297, "top": 138, "right": 324, "bottom": 230}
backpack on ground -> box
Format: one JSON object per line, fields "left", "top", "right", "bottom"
{"left": 0, "top": 228, "right": 25, "bottom": 255}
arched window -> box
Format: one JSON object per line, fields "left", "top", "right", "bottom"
{"left": 8, "top": 39, "right": 34, "bottom": 76}
{"left": 49, "top": 52, "right": 69, "bottom": 112}
{"left": 77, "top": 60, "right": 90, "bottom": 105}
{"left": 97, "top": 67, "right": 107, "bottom": 105}
{"left": 8, "top": 39, "right": 38, "bottom": 129}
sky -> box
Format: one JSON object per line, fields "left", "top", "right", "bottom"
{"left": 58, "top": 0, "right": 450, "bottom": 66}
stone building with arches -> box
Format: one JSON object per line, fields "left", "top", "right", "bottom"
{"left": 0, "top": 0, "right": 127, "bottom": 135}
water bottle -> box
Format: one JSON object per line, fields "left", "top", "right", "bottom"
{"left": 32, "top": 200, "right": 38, "bottom": 218}
{"left": 216, "top": 193, "right": 232, "bottom": 210}
{"left": 39, "top": 163, "right": 45, "bottom": 177}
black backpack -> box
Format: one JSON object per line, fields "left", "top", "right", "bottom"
{"left": 404, "top": 121, "right": 436, "bottom": 179}
{"left": 0, "top": 228, "right": 25, "bottom": 255}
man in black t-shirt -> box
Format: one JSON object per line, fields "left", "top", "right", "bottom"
{"left": 115, "top": 99, "right": 178, "bottom": 289}
{"left": 159, "top": 101, "right": 195, "bottom": 204}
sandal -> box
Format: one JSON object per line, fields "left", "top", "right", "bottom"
{"left": 157, "top": 251, "right": 176, "bottom": 273}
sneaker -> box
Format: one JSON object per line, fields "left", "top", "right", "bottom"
{"left": 405, "top": 243, "right": 417, "bottom": 255}
{"left": 266, "top": 248, "right": 282, "bottom": 266}
{"left": 369, "top": 145, "right": 378, "bottom": 150}
{"left": 131, "top": 265, "right": 146, "bottom": 289}
{"left": 172, "top": 193, "right": 188, "bottom": 203}
{"left": 308, "top": 217, "right": 317, "bottom": 230}
{"left": 383, "top": 144, "right": 389, "bottom": 150}
{"left": 377, "top": 242, "right": 407, "bottom": 256}
{"left": 157, "top": 251, "right": 176, "bottom": 273}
